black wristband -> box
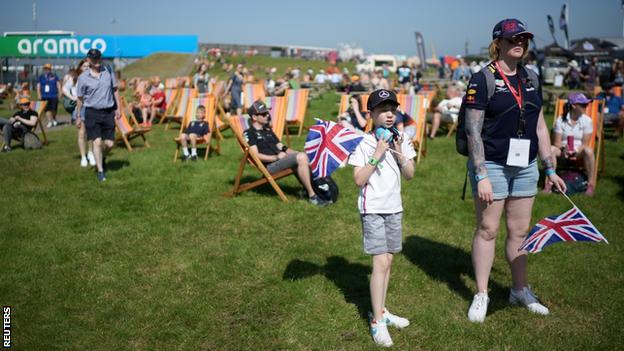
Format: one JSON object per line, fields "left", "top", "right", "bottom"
{"left": 281, "top": 145, "right": 288, "bottom": 152}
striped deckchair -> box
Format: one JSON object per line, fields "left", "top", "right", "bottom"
{"left": 116, "top": 97, "right": 151, "bottom": 151}
{"left": 397, "top": 94, "right": 428, "bottom": 164}
{"left": 173, "top": 94, "right": 219, "bottom": 161}
{"left": 228, "top": 115, "right": 294, "bottom": 203}
{"left": 243, "top": 83, "right": 266, "bottom": 109}
{"left": 165, "top": 78, "right": 179, "bottom": 89}
{"left": 29, "top": 100, "right": 48, "bottom": 145}
{"left": 265, "top": 96, "right": 288, "bottom": 141}
{"left": 285, "top": 89, "right": 309, "bottom": 136}
{"left": 338, "top": 93, "right": 370, "bottom": 115}
{"left": 164, "top": 88, "right": 196, "bottom": 131}
{"left": 553, "top": 98, "right": 605, "bottom": 186}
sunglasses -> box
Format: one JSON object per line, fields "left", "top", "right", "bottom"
{"left": 503, "top": 36, "right": 529, "bottom": 45}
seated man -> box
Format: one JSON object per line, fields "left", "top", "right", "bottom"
{"left": 546, "top": 92, "right": 595, "bottom": 196}
{"left": 428, "top": 83, "right": 463, "bottom": 138}
{"left": 243, "top": 100, "right": 329, "bottom": 207}
{"left": 600, "top": 83, "right": 624, "bottom": 137}
{"left": 179, "top": 104, "right": 211, "bottom": 161}
{"left": 0, "top": 97, "right": 38, "bottom": 152}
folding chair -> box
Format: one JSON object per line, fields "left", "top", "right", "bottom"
{"left": 243, "top": 83, "right": 266, "bottom": 109}
{"left": 30, "top": 100, "right": 49, "bottom": 145}
{"left": 265, "top": 96, "right": 288, "bottom": 141}
{"left": 397, "top": 94, "right": 428, "bottom": 164}
{"left": 229, "top": 115, "right": 294, "bottom": 202}
{"left": 164, "top": 88, "right": 196, "bottom": 131}
{"left": 173, "top": 94, "right": 220, "bottom": 161}
{"left": 552, "top": 98, "right": 605, "bottom": 188}
{"left": 116, "top": 97, "right": 151, "bottom": 151}
{"left": 284, "top": 89, "right": 309, "bottom": 136}
{"left": 338, "top": 93, "right": 369, "bottom": 115}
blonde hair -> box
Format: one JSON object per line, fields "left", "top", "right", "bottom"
{"left": 488, "top": 38, "right": 529, "bottom": 61}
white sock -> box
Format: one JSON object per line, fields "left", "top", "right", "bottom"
{"left": 191, "top": 148, "right": 197, "bottom": 156}
{"left": 182, "top": 148, "right": 190, "bottom": 156}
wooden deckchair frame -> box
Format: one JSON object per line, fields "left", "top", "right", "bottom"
{"left": 116, "top": 97, "right": 151, "bottom": 151}
{"left": 552, "top": 98, "right": 605, "bottom": 187}
{"left": 228, "top": 116, "right": 294, "bottom": 202}
{"left": 0, "top": 100, "right": 48, "bottom": 148}
{"left": 173, "top": 94, "right": 221, "bottom": 161}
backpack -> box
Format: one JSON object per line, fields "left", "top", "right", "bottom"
{"left": 312, "top": 176, "right": 339, "bottom": 203}
{"left": 455, "top": 63, "right": 540, "bottom": 156}
{"left": 559, "top": 170, "right": 588, "bottom": 195}
{"left": 23, "top": 132, "right": 42, "bottom": 150}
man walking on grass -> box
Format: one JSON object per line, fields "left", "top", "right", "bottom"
{"left": 76, "top": 49, "right": 121, "bottom": 182}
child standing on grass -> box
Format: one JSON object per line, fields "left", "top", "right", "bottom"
{"left": 179, "top": 105, "right": 210, "bottom": 161}
{"left": 348, "top": 89, "right": 416, "bottom": 347}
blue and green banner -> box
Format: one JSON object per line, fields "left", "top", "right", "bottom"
{"left": 0, "top": 35, "right": 198, "bottom": 58}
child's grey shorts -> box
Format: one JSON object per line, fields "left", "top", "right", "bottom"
{"left": 360, "top": 212, "right": 403, "bottom": 255}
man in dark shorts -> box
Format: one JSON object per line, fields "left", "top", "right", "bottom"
{"left": 76, "top": 49, "right": 122, "bottom": 182}
{"left": 37, "top": 63, "right": 61, "bottom": 128}
{"left": 243, "top": 100, "right": 329, "bottom": 206}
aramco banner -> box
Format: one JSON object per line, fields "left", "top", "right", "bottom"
{"left": 0, "top": 35, "right": 198, "bottom": 58}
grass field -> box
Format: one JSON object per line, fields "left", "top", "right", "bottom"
{"left": 1, "top": 91, "right": 623, "bottom": 350}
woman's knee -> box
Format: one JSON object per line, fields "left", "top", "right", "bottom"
{"left": 581, "top": 146, "right": 594, "bottom": 157}
{"left": 475, "top": 224, "right": 499, "bottom": 241}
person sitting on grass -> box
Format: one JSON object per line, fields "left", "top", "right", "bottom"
{"left": 545, "top": 92, "right": 596, "bottom": 196}
{"left": 243, "top": 100, "right": 330, "bottom": 207}
{"left": 0, "top": 97, "right": 38, "bottom": 152}
{"left": 348, "top": 89, "right": 416, "bottom": 347}
{"left": 179, "top": 105, "right": 211, "bottom": 161}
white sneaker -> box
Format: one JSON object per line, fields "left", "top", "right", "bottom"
{"left": 80, "top": 157, "right": 88, "bottom": 167}
{"left": 46, "top": 121, "right": 53, "bottom": 128}
{"left": 383, "top": 308, "right": 410, "bottom": 329}
{"left": 87, "top": 152, "right": 96, "bottom": 166}
{"left": 468, "top": 292, "right": 489, "bottom": 323}
{"left": 509, "top": 286, "right": 549, "bottom": 315}
{"left": 369, "top": 313, "right": 393, "bottom": 347}
{"left": 53, "top": 120, "right": 58, "bottom": 127}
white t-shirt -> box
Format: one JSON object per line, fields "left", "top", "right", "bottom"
{"left": 62, "top": 77, "right": 77, "bottom": 100}
{"left": 348, "top": 133, "right": 416, "bottom": 214}
{"left": 438, "top": 96, "right": 463, "bottom": 121}
{"left": 553, "top": 113, "right": 593, "bottom": 150}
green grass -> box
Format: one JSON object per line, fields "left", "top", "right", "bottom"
{"left": 121, "top": 53, "right": 196, "bottom": 79}
{"left": 1, "top": 91, "right": 623, "bottom": 350}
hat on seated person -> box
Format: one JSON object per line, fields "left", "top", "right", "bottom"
{"left": 43, "top": 63, "right": 52, "bottom": 69}
{"left": 492, "top": 18, "right": 534, "bottom": 40}
{"left": 18, "top": 97, "right": 31, "bottom": 105}
{"left": 568, "top": 92, "right": 592, "bottom": 105}
{"left": 367, "top": 89, "right": 399, "bottom": 111}
{"left": 248, "top": 100, "right": 271, "bottom": 116}
{"left": 87, "top": 48, "right": 102, "bottom": 60}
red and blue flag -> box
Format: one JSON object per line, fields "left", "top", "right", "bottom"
{"left": 305, "top": 119, "right": 363, "bottom": 179}
{"left": 519, "top": 207, "right": 608, "bottom": 254}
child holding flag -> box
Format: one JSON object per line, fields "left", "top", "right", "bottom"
{"left": 348, "top": 89, "right": 415, "bottom": 347}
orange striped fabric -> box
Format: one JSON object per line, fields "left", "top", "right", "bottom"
{"left": 285, "top": 89, "right": 309, "bottom": 123}
{"left": 29, "top": 101, "right": 47, "bottom": 116}
{"left": 338, "top": 94, "right": 370, "bottom": 115}
{"left": 265, "top": 96, "right": 287, "bottom": 140}
{"left": 396, "top": 94, "right": 427, "bottom": 143}
{"left": 243, "top": 83, "right": 266, "bottom": 108}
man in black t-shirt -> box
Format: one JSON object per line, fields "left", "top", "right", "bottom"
{"left": 1, "top": 97, "right": 39, "bottom": 152}
{"left": 243, "top": 100, "right": 329, "bottom": 206}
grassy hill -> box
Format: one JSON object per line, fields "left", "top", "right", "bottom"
{"left": 121, "top": 53, "right": 195, "bottom": 79}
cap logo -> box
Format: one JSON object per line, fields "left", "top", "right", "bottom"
{"left": 379, "top": 90, "right": 390, "bottom": 98}
{"left": 503, "top": 21, "right": 518, "bottom": 32}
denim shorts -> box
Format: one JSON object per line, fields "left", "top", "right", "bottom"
{"left": 468, "top": 160, "right": 538, "bottom": 200}
{"left": 360, "top": 212, "right": 403, "bottom": 255}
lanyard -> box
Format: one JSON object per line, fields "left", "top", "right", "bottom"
{"left": 494, "top": 61, "right": 523, "bottom": 110}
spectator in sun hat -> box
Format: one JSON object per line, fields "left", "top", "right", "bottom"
{"left": 242, "top": 99, "right": 329, "bottom": 207}
{"left": 76, "top": 48, "right": 122, "bottom": 182}
{"left": 37, "top": 63, "right": 61, "bottom": 128}
{"left": 0, "top": 97, "right": 38, "bottom": 152}
{"left": 464, "top": 18, "right": 566, "bottom": 324}
{"left": 565, "top": 60, "right": 582, "bottom": 90}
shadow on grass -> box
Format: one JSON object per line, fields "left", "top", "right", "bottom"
{"left": 283, "top": 256, "right": 371, "bottom": 321}
{"left": 402, "top": 235, "right": 508, "bottom": 315}
{"left": 607, "top": 175, "right": 624, "bottom": 200}
{"left": 106, "top": 159, "right": 130, "bottom": 172}
{"left": 227, "top": 176, "right": 304, "bottom": 198}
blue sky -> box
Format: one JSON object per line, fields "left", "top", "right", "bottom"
{"left": 1, "top": 0, "right": 622, "bottom": 57}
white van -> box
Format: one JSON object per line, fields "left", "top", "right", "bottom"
{"left": 356, "top": 55, "right": 398, "bottom": 73}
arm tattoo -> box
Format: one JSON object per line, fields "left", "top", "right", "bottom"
{"left": 541, "top": 156, "right": 554, "bottom": 170}
{"left": 465, "top": 108, "right": 487, "bottom": 176}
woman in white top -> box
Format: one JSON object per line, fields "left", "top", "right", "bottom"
{"left": 63, "top": 59, "right": 94, "bottom": 167}
{"left": 548, "top": 92, "right": 595, "bottom": 195}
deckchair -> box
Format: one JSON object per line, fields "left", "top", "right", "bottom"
{"left": 552, "top": 98, "right": 605, "bottom": 188}
{"left": 116, "top": 97, "right": 151, "bottom": 151}
{"left": 229, "top": 115, "right": 294, "bottom": 203}
{"left": 284, "top": 88, "right": 309, "bottom": 136}
{"left": 30, "top": 100, "right": 49, "bottom": 145}
{"left": 164, "top": 88, "right": 196, "bottom": 131}
{"left": 165, "top": 78, "right": 179, "bottom": 89}
{"left": 0, "top": 100, "right": 48, "bottom": 148}
{"left": 243, "top": 83, "right": 266, "bottom": 109}
{"left": 265, "top": 96, "right": 288, "bottom": 141}
{"left": 338, "top": 93, "right": 370, "bottom": 115}
{"left": 173, "top": 94, "right": 219, "bottom": 161}
{"left": 397, "top": 94, "right": 428, "bottom": 164}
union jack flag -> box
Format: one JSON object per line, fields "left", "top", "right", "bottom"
{"left": 519, "top": 207, "right": 608, "bottom": 254}
{"left": 305, "top": 119, "right": 363, "bottom": 179}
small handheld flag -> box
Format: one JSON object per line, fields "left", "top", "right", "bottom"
{"left": 304, "top": 119, "right": 363, "bottom": 179}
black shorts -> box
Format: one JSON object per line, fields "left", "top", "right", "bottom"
{"left": 43, "top": 98, "right": 58, "bottom": 112}
{"left": 85, "top": 107, "right": 116, "bottom": 141}
{"left": 184, "top": 125, "right": 209, "bottom": 136}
